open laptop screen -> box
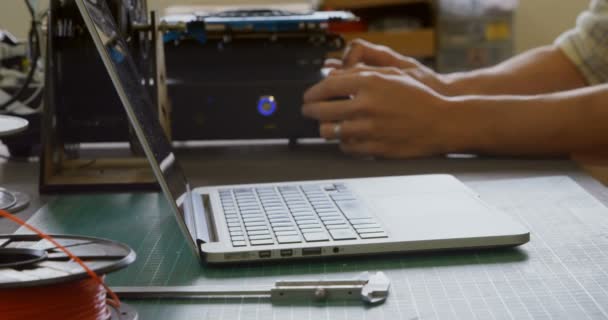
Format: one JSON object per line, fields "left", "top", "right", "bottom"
{"left": 75, "top": 0, "right": 198, "bottom": 247}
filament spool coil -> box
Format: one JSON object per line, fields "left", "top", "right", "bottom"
{"left": 0, "top": 234, "right": 137, "bottom": 320}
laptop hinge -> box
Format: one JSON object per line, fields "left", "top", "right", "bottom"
{"left": 186, "top": 186, "right": 218, "bottom": 243}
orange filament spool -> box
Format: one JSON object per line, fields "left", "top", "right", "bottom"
{"left": 0, "top": 209, "right": 137, "bottom": 320}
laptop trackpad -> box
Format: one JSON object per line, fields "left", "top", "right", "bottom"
{"left": 369, "top": 192, "right": 515, "bottom": 241}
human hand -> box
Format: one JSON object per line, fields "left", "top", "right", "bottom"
{"left": 302, "top": 68, "right": 459, "bottom": 159}
{"left": 325, "top": 38, "right": 410, "bottom": 69}
{"left": 325, "top": 39, "right": 448, "bottom": 94}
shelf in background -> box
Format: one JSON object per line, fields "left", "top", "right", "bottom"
{"left": 322, "top": 0, "right": 431, "bottom": 10}
{"left": 332, "top": 29, "right": 435, "bottom": 58}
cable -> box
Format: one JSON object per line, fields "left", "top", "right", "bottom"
{"left": 0, "top": 209, "right": 121, "bottom": 320}
{"left": 0, "top": 36, "right": 37, "bottom": 110}
{"left": 21, "top": 83, "right": 43, "bottom": 105}
{"left": 0, "top": 0, "right": 41, "bottom": 111}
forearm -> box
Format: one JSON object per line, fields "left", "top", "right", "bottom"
{"left": 443, "top": 83, "right": 608, "bottom": 156}
{"left": 439, "top": 46, "right": 588, "bottom": 96}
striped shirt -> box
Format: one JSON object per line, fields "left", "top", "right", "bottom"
{"left": 556, "top": 0, "right": 608, "bottom": 84}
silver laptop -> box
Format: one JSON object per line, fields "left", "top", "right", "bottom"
{"left": 76, "top": 0, "right": 529, "bottom": 264}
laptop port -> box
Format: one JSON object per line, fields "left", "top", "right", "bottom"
{"left": 280, "top": 249, "right": 293, "bottom": 257}
{"left": 258, "top": 251, "right": 271, "bottom": 258}
{"left": 302, "top": 247, "right": 322, "bottom": 256}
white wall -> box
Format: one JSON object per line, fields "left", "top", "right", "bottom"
{"left": 0, "top": 1, "right": 31, "bottom": 39}
{"left": 0, "top": 0, "right": 593, "bottom": 53}
{"left": 515, "top": 0, "right": 589, "bottom": 52}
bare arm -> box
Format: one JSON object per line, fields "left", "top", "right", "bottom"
{"left": 303, "top": 71, "right": 607, "bottom": 158}
{"left": 444, "top": 83, "right": 608, "bottom": 155}
{"left": 335, "top": 40, "right": 589, "bottom": 96}
{"left": 440, "top": 46, "right": 589, "bottom": 96}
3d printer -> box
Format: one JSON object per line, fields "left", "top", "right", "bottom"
{"left": 40, "top": 0, "right": 169, "bottom": 192}
{"left": 39, "top": 0, "right": 353, "bottom": 192}
{"left": 161, "top": 10, "right": 353, "bottom": 143}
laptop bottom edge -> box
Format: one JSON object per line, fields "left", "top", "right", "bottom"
{"left": 200, "top": 232, "right": 530, "bottom": 264}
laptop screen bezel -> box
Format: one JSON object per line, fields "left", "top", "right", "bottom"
{"left": 74, "top": 0, "right": 201, "bottom": 257}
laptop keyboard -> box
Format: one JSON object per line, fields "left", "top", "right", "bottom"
{"left": 219, "top": 183, "right": 388, "bottom": 247}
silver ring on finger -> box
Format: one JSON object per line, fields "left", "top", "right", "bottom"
{"left": 333, "top": 122, "right": 342, "bottom": 140}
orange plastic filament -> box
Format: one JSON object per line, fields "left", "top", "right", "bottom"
{"left": 0, "top": 209, "right": 121, "bottom": 320}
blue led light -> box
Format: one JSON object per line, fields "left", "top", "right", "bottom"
{"left": 257, "top": 96, "right": 277, "bottom": 117}
{"left": 109, "top": 47, "right": 125, "bottom": 64}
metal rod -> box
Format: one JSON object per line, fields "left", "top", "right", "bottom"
{"left": 112, "top": 286, "right": 272, "bottom": 300}
{"left": 111, "top": 272, "right": 390, "bottom": 304}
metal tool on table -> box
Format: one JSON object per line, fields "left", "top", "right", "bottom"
{"left": 112, "top": 271, "right": 390, "bottom": 305}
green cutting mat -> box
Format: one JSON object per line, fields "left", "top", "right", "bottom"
{"left": 19, "top": 177, "right": 608, "bottom": 319}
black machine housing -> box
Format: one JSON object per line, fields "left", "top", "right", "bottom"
{"left": 37, "top": 1, "right": 348, "bottom": 154}
{"left": 39, "top": 0, "right": 163, "bottom": 193}
{"left": 163, "top": 12, "right": 346, "bottom": 142}
{"left": 47, "top": 0, "right": 155, "bottom": 144}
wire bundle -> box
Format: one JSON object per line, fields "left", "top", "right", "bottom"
{"left": 0, "top": 209, "right": 121, "bottom": 320}
{"left": 0, "top": 0, "right": 43, "bottom": 113}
